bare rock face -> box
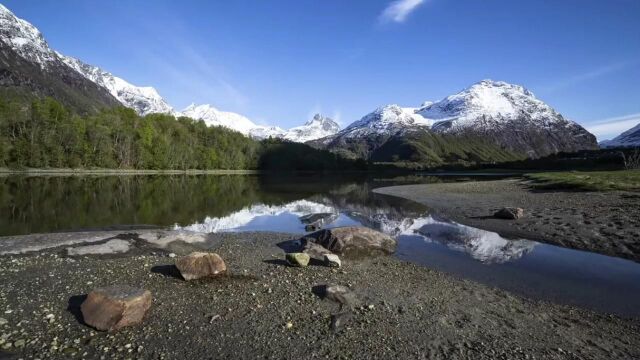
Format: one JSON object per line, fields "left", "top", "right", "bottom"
{"left": 175, "top": 252, "right": 227, "bottom": 281}
{"left": 494, "top": 207, "right": 524, "bottom": 220}
{"left": 304, "top": 227, "right": 396, "bottom": 256}
{"left": 80, "top": 286, "right": 152, "bottom": 331}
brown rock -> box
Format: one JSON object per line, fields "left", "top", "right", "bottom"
{"left": 175, "top": 252, "right": 226, "bottom": 281}
{"left": 304, "top": 227, "right": 396, "bottom": 256}
{"left": 80, "top": 286, "right": 152, "bottom": 331}
{"left": 494, "top": 207, "right": 524, "bottom": 220}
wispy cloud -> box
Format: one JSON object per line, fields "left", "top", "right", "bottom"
{"left": 539, "top": 61, "right": 635, "bottom": 93}
{"left": 379, "top": 0, "right": 425, "bottom": 23}
{"left": 585, "top": 113, "right": 640, "bottom": 141}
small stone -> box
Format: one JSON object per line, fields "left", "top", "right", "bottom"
{"left": 367, "top": 304, "right": 375, "bottom": 310}
{"left": 13, "top": 339, "right": 25, "bottom": 348}
{"left": 323, "top": 254, "right": 341, "bottom": 268}
{"left": 285, "top": 321, "right": 293, "bottom": 329}
{"left": 81, "top": 286, "right": 152, "bottom": 332}
{"left": 285, "top": 253, "right": 310, "bottom": 267}
{"left": 175, "top": 252, "right": 226, "bottom": 281}
{"left": 323, "top": 284, "right": 358, "bottom": 308}
{"left": 494, "top": 207, "right": 524, "bottom": 220}
{"left": 0, "top": 318, "right": 7, "bottom": 326}
{"left": 168, "top": 253, "right": 176, "bottom": 258}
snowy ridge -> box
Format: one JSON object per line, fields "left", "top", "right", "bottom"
{"left": 0, "top": 3, "right": 56, "bottom": 68}
{"left": 59, "top": 54, "right": 174, "bottom": 116}
{"left": 328, "top": 79, "right": 569, "bottom": 140}
{"left": 421, "top": 80, "right": 563, "bottom": 132}
{"left": 340, "top": 105, "right": 433, "bottom": 138}
{"left": 600, "top": 122, "right": 640, "bottom": 148}
{"left": 283, "top": 114, "right": 341, "bottom": 142}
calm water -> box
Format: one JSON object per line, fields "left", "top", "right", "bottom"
{"left": 1, "top": 174, "right": 639, "bottom": 316}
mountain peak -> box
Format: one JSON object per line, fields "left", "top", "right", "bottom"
{"left": 0, "top": 4, "right": 57, "bottom": 67}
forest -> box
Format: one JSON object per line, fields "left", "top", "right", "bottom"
{"left": 0, "top": 97, "right": 364, "bottom": 171}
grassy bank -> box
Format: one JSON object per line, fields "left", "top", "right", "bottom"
{"left": 525, "top": 170, "right": 640, "bottom": 192}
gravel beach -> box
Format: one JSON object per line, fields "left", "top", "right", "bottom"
{"left": 374, "top": 179, "right": 640, "bottom": 262}
{"left": 0, "top": 231, "right": 638, "bottom": 359}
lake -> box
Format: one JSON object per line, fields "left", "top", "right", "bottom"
{"left": 1, "top": 173, "right": 639, "bottom": 316}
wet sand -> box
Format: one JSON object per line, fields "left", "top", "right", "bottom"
{"left": 374, "top": 179, "right": 640, "bottom": 262}
{"left": 0, "top": 232, "right": 638, "bottom": 359}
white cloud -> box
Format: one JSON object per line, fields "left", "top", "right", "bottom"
{"left": 379, "top": 0, "right": 425, "bottom": 23}
{"left": 585, "top": 113, "right": 640, "bottom": 141}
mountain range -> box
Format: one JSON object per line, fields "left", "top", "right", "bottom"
{"left": 600, "top": 123, "right": 640, "bottom": 148}
{"left": 0, "top": 4, "right": 339, "bottom": 142}
{"left": 0, "top": 3, "right": 606, "bottom": 164}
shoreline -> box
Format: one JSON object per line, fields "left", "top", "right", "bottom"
{"left": 374, "top": 179, "right": 640, "bottom": 262}
{"left": 0, "top": 231, "right": 638, "bottom": 359}
{"left": 0, "top": 168, "right": 261, "bottom": 176}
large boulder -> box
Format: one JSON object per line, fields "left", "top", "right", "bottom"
{"left": 81, "top": 286, "right": 152, "bottom": 331}
{"left": 304, "top": 227, "right": 396, "bottom": 256}
{"left": 175, "top": 252, "right": 227, "bottom": 281}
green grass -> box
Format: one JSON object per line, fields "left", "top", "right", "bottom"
{"left": 525, "top": 170, "right": 640, "bottom": 192}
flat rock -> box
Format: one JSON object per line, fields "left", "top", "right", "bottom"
{"left": 286, "top": 252, "right": 310, "bottom": 267}
{"left": 81, "top": 286, "right": 152, "bottom": 331}
{"left": 304, "top": 227, "right": 396, "bottom": 256}
{"left": 175, "top": 252, "right": 226, "bottom": 281}
{"left": 494, "top": 207, "right": 524, "bottom": 220}
{"left": 67, "top": 239, "right": 131, "bottom": 256}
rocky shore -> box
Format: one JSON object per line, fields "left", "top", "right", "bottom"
{"left": 0, "top": 231, "right": 639, "bottom": 359}
{"left": 374, "top": 179, "right": 640, "bottom": 262}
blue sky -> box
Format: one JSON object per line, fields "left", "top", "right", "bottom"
{"left": 3, "top": 0, "right": 640, "bottom": 140}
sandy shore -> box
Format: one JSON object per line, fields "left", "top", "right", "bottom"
{"left": 0, "top": 231, "right": 638, "bottom": 359}
{"left": 374, "top": 179, "right": 640, "bottom": 262}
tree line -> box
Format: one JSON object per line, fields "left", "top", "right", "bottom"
{"left": 0, "top": 97, "right": 364, "bottom": 171}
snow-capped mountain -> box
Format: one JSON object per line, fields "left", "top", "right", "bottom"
{"left": 0, "top": 3, "right": 166, "bottom": 115}
{"left": 314, "top": 80, "right": 597, "bottom": 158}
{"left": 600, "top": 123, "right": 640, "bottom": 148}
{"left": 282, "top": 114, "right": 340, "bottom": 143}
{"left": 0, "top": 4, "right": 121, "bottom": 112}
{"left": 0, "top": 3, "right": 56, "bottom": 68}
{"left": 420, "top": 80, "right": 567, "bottom": 132}
{"left": 59, "top": 54, "right": 173, "bottom": 116}
{"left": 178, "top": 103, "right": 287, "bottom": 138}
{"left": 339, "top": 105, "right": 432, "bottom": 139}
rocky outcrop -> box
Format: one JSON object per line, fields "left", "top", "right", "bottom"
{"left": 80, "top": 286, "right": 152, "bottom": 331}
